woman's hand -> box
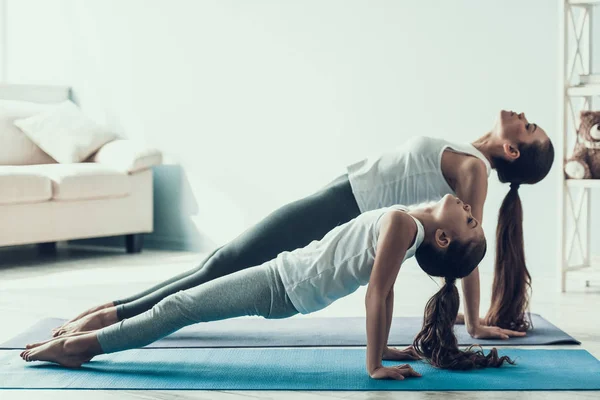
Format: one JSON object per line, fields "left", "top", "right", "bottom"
{"left": 369, "top": 364, "right": 422, "bottom": 380}
{"left": 455, "top": 313, "right": 522, "bottom": 339}
{"left": 469, "top": 325, "right": 527, "bottom": 340}
{"left": 382, "top": 345, "right": 421, "bottom": 361}
{"left": 455, "top": 313, "right": 485, "bottom": 326}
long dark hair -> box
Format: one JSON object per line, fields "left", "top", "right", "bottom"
{"left": 485, "top": 140, "right": 555, "bottom": 331}
{"left": 414, "top": 237, "right": 513, "bottom": 369}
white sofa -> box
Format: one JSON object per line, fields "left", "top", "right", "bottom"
{"left": 0, "top": 84, "right": 162, "bottom": 252}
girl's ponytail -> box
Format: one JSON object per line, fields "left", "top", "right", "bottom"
{"left": 413, "top": 278, "right": 514, "bottom": 370}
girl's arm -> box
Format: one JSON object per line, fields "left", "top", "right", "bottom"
{"left": 365, "top": 210, "right": 419, "bottom": 379}
{"left": 381, "top": 288, "right": 421, "bottom": 361}
{"left": 455, "top": 159, "right": 524, "bottom": 339}
{"left": 384, "top": 288, "right": 394, "bottom": 346}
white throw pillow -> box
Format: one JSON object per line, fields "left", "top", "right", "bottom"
{"left": 0, "top": 99, "right": 56, "bottom": 165}
{"left": 14, "top": 100, "right": 117, "bottom": 163}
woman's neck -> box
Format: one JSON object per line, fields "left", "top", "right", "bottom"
{"left": 471, "top": 132, "right": 497, "bottom": 168}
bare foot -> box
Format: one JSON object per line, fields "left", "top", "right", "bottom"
{"left": 20, "top": 333, "right": 102, "bottom": 368}
{"left": 53, "top": 307, "right": 118, "bottom": 337}
{"left": 27, "top": 331, "right": 95, "bottom": 349}
{"left": 52, "top": 302, "right": 115, "bottom": 336}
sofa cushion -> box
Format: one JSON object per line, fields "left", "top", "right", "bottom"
{"left": 91, "top": 139, "right": 163, "bottom": 173}
{"left": 14, "top": 100, "right": 117, "bottom": 163}
{"left": 28, "top": 163, "right": 131, "bottom": 201}
{"left": 0, "top": 99, "right": 57, "bottom": 165}
{"left": 0, "top": 166, "right": 53, "bottom": 205}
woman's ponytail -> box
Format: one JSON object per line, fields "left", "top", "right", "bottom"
{"left": 414, "top": 278, "right": 514, "bottom": 370}
{"left": 486, "top": 138, "right": 555, "bottom": 330}
{"left": 484, "top": 184, "right": 531, "bottom": 331}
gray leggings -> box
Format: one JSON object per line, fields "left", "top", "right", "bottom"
{"left": 97, "top": 261, "right": 298, "bottom": 354}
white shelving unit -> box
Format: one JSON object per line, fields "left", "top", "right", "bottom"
{"left": 558, "top": 0, "right": 600, "bottom": 292}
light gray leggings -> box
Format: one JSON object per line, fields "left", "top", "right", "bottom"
{"left": 97, "top": 261, "right": 298, "bottom": 353}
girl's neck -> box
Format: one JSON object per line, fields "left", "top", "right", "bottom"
{"left": 407, "top": 208, "right": 437, "bottom": 243}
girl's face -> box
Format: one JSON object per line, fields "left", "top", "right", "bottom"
{"left": 434, "top": 194, "right": 484, "bottom": 246}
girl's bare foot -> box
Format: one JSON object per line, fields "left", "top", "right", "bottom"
{"left": 53, "top": 307, "right": 119, "bottom": 337}
{"left": 52, "top": 302, "right": 115, "bottom": 336}
{"left": 20, "top": 333, "right": 102, "bottom": 368}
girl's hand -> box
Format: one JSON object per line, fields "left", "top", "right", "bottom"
{"left": 369, "top": 364, "right": 422, "bottom": 380}
{"left": 382, "top": 345, "right": 421, "bottom": 361}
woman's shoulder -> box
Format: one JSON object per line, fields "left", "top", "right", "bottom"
{"left": 403, "top": 136, "right": 450, "bottom": 154}
{"left": 406, "top": 135, "right": 445, "bottom": 147}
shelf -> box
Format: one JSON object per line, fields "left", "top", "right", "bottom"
{"left": 565, "top": 264, "right": 594, "bottom": 272}
{"left": 568, "top": 84, "right": 600, "bottom": 97}
{"left": 569, "top": 0, "right": 600, "bottom": 5}
{"left": 565, "top": 179, "right": 600, "bottom": 188}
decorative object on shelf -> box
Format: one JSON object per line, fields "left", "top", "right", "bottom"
{"left": 558, "top": 0, "right": 599, "bottom": 293}
{"left": 564, "top": 111, "right": 600, "bottom": 179}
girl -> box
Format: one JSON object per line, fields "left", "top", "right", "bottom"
{"left": 24, "top": 195, "right": 513, "bottom": 379}
{"left": 54, "top": 109, "right": 553, "bottom": 339}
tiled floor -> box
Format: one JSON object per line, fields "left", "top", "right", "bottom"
{"left": 0, "top": 244, "right": 598, "bottom": 399}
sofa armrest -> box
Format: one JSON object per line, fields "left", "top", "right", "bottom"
{"left": 92, "top": 139, "right": 163, "bottom": 174}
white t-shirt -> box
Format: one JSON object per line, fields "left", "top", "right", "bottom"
{"left": 347, "top": 136, "right": 491, "bottom": 213}
{"left": 276, "top": 206, "right": 424, "bottom": 314}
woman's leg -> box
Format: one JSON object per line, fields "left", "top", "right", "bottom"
{"left": 54, "top": 173, "right": 357, "bottom": 336}
{"left": 115, "top": 173, "right": 359, "bottom": 320}
{"left": 22, "top": 262, "right": 297, "bottom": 366}
{"left": 113, "top": 246, "right": 222, "bottom": 306}
{"left": 52, "top": 246, "right": 222, "bottom": 335}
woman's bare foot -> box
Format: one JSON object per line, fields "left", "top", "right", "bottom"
{"left": 28, "top": 331, "right": 95, "bottom": 349}
{"left": 52, "top": 302, "right": 115, "bottom": 336}
{"left": 53, "top": 307, "right": 119, "bottom": 337}
{"left": 20, "top": 333, "right": 102, "bottom": 368}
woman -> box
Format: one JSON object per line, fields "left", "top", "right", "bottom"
{"left": 24, "top": 195, "right": 513, "bottom": 379}
{"left": 54, "top": 109, "right": 553, "bottom": 339}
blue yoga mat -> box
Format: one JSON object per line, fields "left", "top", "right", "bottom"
{"left": 0, "top": 314, "right": 580, "bottom": 350}
{"left": 1, "top": 349, "right": 598, "bottom": 390}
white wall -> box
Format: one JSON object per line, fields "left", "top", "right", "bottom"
{"left": 3, "top": 0, "right": 580, "bottom": 276}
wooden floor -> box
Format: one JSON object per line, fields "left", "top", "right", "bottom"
{"left": 1, "top": 244, "right": 599, "bottom": 399}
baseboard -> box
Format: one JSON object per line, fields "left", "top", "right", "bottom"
{"left": 143, "top": 234, "right": 205, "bottom": 251}
{"left": 69, "top": 233, "right": 207, "bottom": 252}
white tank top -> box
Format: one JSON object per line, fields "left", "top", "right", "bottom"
{"left": 275, "top": 206, "right": 424, "bottom": 314}
{"left": 346, "top": 136, "right": 491, "bottom": 212}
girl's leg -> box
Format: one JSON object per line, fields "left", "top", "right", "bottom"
{"left": 115, "top": 173, "right": 359, "bottom": 320}
{"left": 23, "top": 262, "right": 296, "bottom": 365}
{"left": 100, "top": 262, "right": 297, "bottom": 353}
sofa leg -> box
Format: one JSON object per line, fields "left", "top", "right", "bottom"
{"left": 126, "top": 234, "right": 144, "bottom": 253}
{"left": 38, "top": 242, "right": 57, "bottom": 254}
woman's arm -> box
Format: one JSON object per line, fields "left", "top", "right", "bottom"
{"left": 455, "top": 159, "right": 525, "bottom": 339}
{"left": 365, "top": 210, "right": 420, "bottom": 379}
